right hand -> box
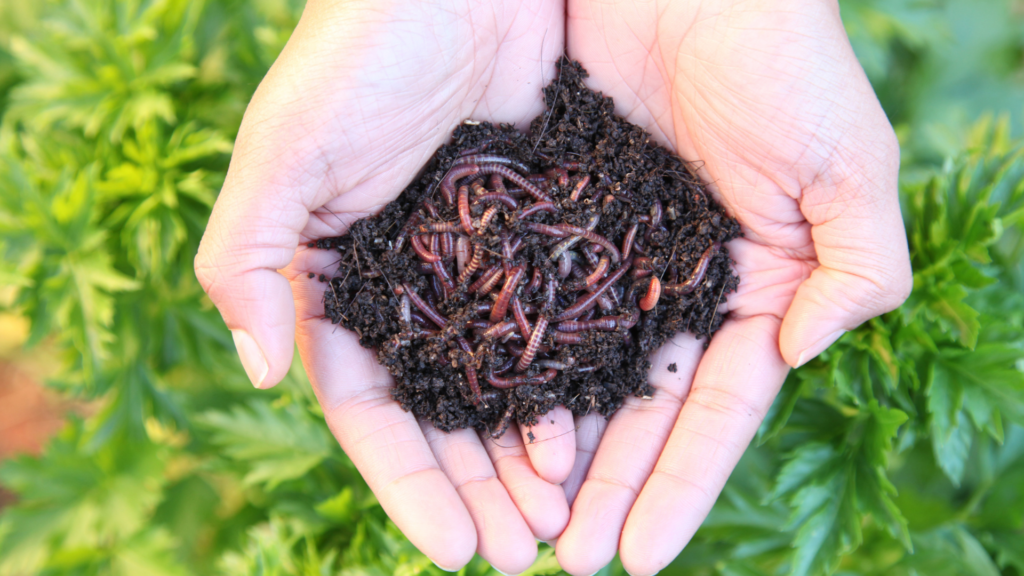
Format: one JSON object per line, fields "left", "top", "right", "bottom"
{"left": 194, "top": 1, "right": 572, "bottom": 572}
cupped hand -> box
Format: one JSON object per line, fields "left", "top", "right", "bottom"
{"left": 555, "top": 1, "right": 912, "bottom": 574}
{"left": 194, "top": 1, "right": 574, "bottom": 572}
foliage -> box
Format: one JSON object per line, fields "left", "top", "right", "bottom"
{"left": 1, "top": 0, "right": 1023, "bottom": 575}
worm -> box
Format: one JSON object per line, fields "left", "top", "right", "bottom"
{"left": 522, "top": 222, "right": 569, "bottom": 238}
{"left": 486, "top": 368, "right": 558, "bottom": 389}
{"left": 549, "top": 213, "right": 600, "bottom": 261}
{"left": 465, "top": 319, "right": 493, "bottom": 330}
{"left": 441, "top": 232, "right": 454, "bottom": 258}
{"left": 458, "top": 185, "right": 474, "bottom": 235}
{"left": 535, "top": 359, "right": 572, "bottom": 370}
{"left": 555, "top": 224, "right": 621, "bottom": 263}
{"left": 621, "top": 223, "right": 639, "bottom": 260}
{"left": 411, "top": 235, "right": 440, "bottom": 263}
{"left": 457, "top": 243, "right": 482, "bottom": 284}
{"left": 453, "top": 154, "right": 531, "bottom": 175}
{"left": 402, "top": 284, "right": 448, "bottom": 328}
{"left": 478, "top": 205, "right": 499, "bottom": 233}
{"left": 455, "top": 236, "right": 470, "bottom": 274}
{"left": 557, "top": 252, "right": 573, "bottom": 278}
{"left": 518, "top": 201, "right": 558, "bottom": 218}
{"left": 482, "top": 320, "right": 517, "bottom": 340}
{"left": 545, "top": 167, "right": 569, "bottom": 187}
{"left": 556, "top": 318, "right": 618, "bottom": 332}
{"left": 515, "top": 315, "right": 548, "bottom": 372}
{"left": 432, "top": 260, "right": 455, "bottom": 296}
{"left": 526, "top": 267, "right": 542, "bottom": 295}
{"left": 440, "top": 164, "right": 480, "bottom": 205}
{"left": 490, "top": 266, "right": 525, "bottom": 323}
{"left": 477, "top": 163, "right": 553, "bottom": 203}
{"left": 489, "top": 173, "right": 507, "bottom": 195}
{"left": 409, "top": 310, "right": 431, "bottom": 327}
{"left": 511, "top": 295, "right": 532, "bottom": 340}
{"left": 551, "top": 256, "right": 634, "bottom": 322}
{"left": 569, "top": 175, "right": 590, "bottom": 201}
{"left": 585, "top": 256, "right": 610, "bottom": 287}
{"left": 552, "top": 331, "right": 583, "bottom": 344}
{"left": 597, "top": 291, "right": 616, "bottom": 311}
{"left": 416, "top": 222, "right": 463, "bottom": 234}
{"left": 639, "top": 276, "right": 661, "bottom": 311}
{"left": 399, "top": 294, "right": 412, "bottom": 327}
{"left": 476, "top": 266, "right": 506, "bottom": 295}
{"left": 493, "top": 355, "right": 517, "bottom": 375}
{"left": 663, "top": 242, "right": 719, "bottom": 296}
{"left": 474, "top": 192, "right": 518, "bottom": 210}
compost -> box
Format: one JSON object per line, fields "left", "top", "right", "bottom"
{"left": 315, "top": 59, "right": 741, "bottom": 436}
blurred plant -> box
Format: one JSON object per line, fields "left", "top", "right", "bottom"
{"left": 1, "top": 0, "right": 1023, "bottom": 575}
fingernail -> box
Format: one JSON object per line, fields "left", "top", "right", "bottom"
{"left": 795, "top": 329, "right": 845, "bottom": 368}
{"left": 431, "top": 561, "right": 459, "bottom": 573}
{"left": 544, "top": 538, "right": 558, "bottom": 548}
{"left": 231, "top": 329, "right": 268, "bottom": 388}
{"left": 492, "top": 568, "right": 522, "bottom": 576}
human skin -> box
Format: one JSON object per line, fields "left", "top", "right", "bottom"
{"left": 194, "top": 0, "right": 911, "bottom": 574}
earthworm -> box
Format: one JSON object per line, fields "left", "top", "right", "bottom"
{"left": 423, "top": 199, "right": 440, "bottom": 219}
{"left": 558, "top": 252, "right": 572, "bottom": 278}
{"left": 458, "top": 185, "right": 474, "bottom": 235}
{"left": 403, "top": 284, "right": 448, "bottom": 327}
{"left": 482, "top": 320, "right": 517, "bottom": 340}
{"left": 416, "top": 222, "right": 463, "bottom": 234}
{"left": 511, "top": 295, "right": 532, "bottom": 340}
{"left": 544, "top": 274, "right": 558, "bottom": 311}
{"left": 486, "top": 368, "right": 558, "bottom": 389}
{"left": 409, "top": 310, "right": 431, "bottom": 328}
{"left": 549, "top": 213, "right": 600, "bottom": 261}
{"left": 429, "top": 233, "right": 440, "bottom": 258}
{"left": 518, "top": 202, "right": 558, "bottom": 218}
{"left": 515, "top": 315, "right": 548, "bottom": 372}
{"left": 478, "top": 205, "right": 499, "bottom": 233}
{"left": 470, "top": 179, "right": 488, "bottom": 197}
{"left": 551, "top": 256, "right": 634, "bottom": 322}
{"left": 415, "top": 261, "right": 435, "bottom": 274}
{"left": 526, "top": 267, "right": 542, "bottom": 295}
{"left": 453, "top": 154, "right": 531, "bottom": 175}
{"left": 440, "top": 164, "right": 480, "bottom": 205}
{"left": 477, "top": 163, "right": 553, "bottom": 203}
{"left": 474, "top": 192, "right": 518, "bottom": 210}
{"left": 500, "top": 233, "right": 514, "bottom": 274}
{"left": 663, "top": 242, "right": 719, "bottom": 296}
{"left": 455, "top": 236, "right": 470, "bottom": 273}
{"left": 441, "top": 232, "right": 454, "bottom": 258}
{"left": 555, "top": 224, "right": 621, "bottom": 263}
{"left": 490, "top": 266, "right": 525, "bottom": 323}
{"left": 535, "top": 359, "right": 572, "bottom": 370}
{"left": 399, "top": 294, "right": 411, "bottom": 326}
{"left": 545, "top": 167, "right": 569, "bottom": 187}
{"left": 494, "top": 355, "right": 517, "bottom": 375}
{"left": 569, "top": 175, "right": 590, "bottom": 201}
{"left": 457, "top": 243, "right": 481, "bottom": 283}
{"left": 639, "top": 276, "right": 661, "bottom": 311}
{"left": 432, "top": 260, "right": 455, "bottom": 295}
{"left": 522, "top": 222, "right": 569, "bottom": 238}
{"left": 621, "top": 224, "right": 639, "bottom": 260}
{"left": 586, "top": 256, "right": 610, "bottom": 286}
{"left": 411, "top": 235, "right": 440, "bottom": 263}
{"left": 552, "top": 331, "right": 583, "bottom": 344}
{"left": 489, "top": 174, "right": 507, "bottom": 195}
{"left": 556, "top": 318, "right": 618, "bottom": 332}
{"left": 473, "top": 266, "right": 505, "bottom": 295}
{"left": 597, "top": 292, "right": 616, "bottom": 311}
{"left": 465, "top": 319, "right": 493, "bottom": 330}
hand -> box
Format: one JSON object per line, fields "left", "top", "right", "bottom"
{"left": 195, "top": 1, "right": 575, "bottom": 572}
{"left": 555, "top": 1, "right": 912, "bottom": 574}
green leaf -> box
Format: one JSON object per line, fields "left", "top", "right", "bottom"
{"left": 198, "top": 401, "right": 335, "bottom": 489}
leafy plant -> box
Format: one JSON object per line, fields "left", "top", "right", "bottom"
{"left": 1, "top": 0, "right": 1023, "bottom": 575}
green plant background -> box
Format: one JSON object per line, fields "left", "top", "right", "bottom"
{"left": 1, "top": 0, "right": 1023, "bottom": 574}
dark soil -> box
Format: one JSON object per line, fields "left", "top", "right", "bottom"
{"left": 315, "top": 58, "right": 741, "bottom": 436}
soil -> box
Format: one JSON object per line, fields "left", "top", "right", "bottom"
{"left": 315, "top": 58, "right": 741, "bottom": 436}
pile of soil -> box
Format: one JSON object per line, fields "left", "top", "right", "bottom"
{"left": 315, "top": 59, "right": 741, "bottom": 436}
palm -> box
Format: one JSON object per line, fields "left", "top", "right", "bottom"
{"left": 553, "top": 1, "right": 907, "bottom": 574}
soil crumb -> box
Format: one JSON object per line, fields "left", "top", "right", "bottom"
{"left": 667, "top": 363, "right": 678, "bottom": 373}
{"left": 317, "top": 58, "right": 741, "bottom": 436}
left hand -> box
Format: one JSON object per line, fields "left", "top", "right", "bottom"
{"left": 554, "top": 1, "right": 912, "bottom": 574}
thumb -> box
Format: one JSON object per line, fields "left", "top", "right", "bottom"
{"left": 778, "top": 133, "right": 912, "bottom": 368}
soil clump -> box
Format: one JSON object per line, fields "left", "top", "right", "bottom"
{"left": 316, "top": 59, "right": 741, "bottom": 436}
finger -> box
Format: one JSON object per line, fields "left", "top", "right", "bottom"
{"left": 421, "top": 422, "right": 537, "bottom": 574}
{"left": 561, "top": 412, "right": 606, "bottom": 508}
{"left": 289, "top": 265, "right": 477, "bottom": 570}
{"left": 520, "top": 405, "right": 576, "bottom": 484}
{"left": 555, "top": 333, "right": 704, "bottom": 576}
{"left": 778, "top": 99, "right": 911, "bottom": 368}
{"left": 618, "top": 315, "right": 789, "bottom": 576}
{"left": 482, "top": 425, "right": 571, "bottom": 542}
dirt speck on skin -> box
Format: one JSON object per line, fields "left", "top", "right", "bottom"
{"left": 667, "top": 363, "right": 678, "bottom": 373}
{"left": 317, "top": 58, "right": 741, "bottom": 436}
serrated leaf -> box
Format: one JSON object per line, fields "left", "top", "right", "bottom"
{"left": 199, "top": 401, "right": 335, "bottom": 489}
